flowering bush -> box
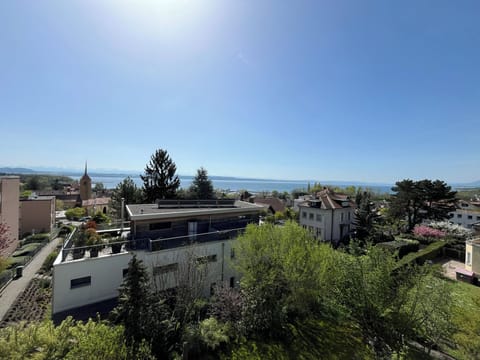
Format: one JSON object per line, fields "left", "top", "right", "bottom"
{"left": 413, "top": 225, "right": 445, "bottom": 239}
{"left": 428, "top": 221, "right": 473, "bottom": 239}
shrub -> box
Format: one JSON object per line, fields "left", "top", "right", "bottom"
{"left": 65, "top": 207, "right": 86, "bottom": 220}
{"left": 377, "top": 240, "right": 419, "bottom": 259}
{"left": 41, "top": 250, "right": 59, "bottom": 273}
{"left": 413, "top": 225, "right": 445, "bottom": 242}
{"left": 12, "top": 243, "right": 42, "bottom": 257}
{"left": 396, "top": 241, "right": 446, "bottom": 268}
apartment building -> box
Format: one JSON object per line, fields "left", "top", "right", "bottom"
{"left": 0, "top": 176, "right": 20, "bottom": 256}
{"left": 52, "top": 199, "right": 263, "bottom": 321}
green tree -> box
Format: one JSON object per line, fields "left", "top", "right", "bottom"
{"left": 390, "top": 179, "right": 456, "bottom": 232}
{"left": 189, "top": 167, "right": 214, "bottom": 199}
{"left": 111, "top": 255, "right": 177, "bottom": 358}
{"left": 141, "top": 149, "right": 180, "bottom": 202}
{"left": 235, "top": 222, "right": 337, "bottom": 338}
{"left": 353, "top": 190, "right": 380, "bottom": 242}
{"left": 65, "top": 207, "right": 86, "bottom": 220}
{"left": 93, "top": 182, "right": 105, "bottom": 193}
{"left": 110, "top": 177, "right": 143, "bottom": 219}
{"left": 26, "top": 175, "right": 41, "bottom": 191}
{"left": 0, "top": 317, "right": 154, "bottom": 359}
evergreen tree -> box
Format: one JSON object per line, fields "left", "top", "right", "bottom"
{"left": 111, "top": 256, "right": 178, "bottom": 358}
{"left": 110, "top": 177, "right": 143, "bottom": 219}
{"left": 189, "top": 167, "right": 214, "bottom": 199}
{"left": 353, "top": 191, "right": 380, "bottom": 242}
{"left": 390, "top": 179, "right": 456, "bottom": 231}
{"left": 111, "top": 256, "right": 152, "bottom": 345}
{"left": 141, "top": 149, "right": 180, "bottom": 202}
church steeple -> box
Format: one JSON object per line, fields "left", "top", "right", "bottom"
{"left": 79, "top": 161, "right": 92, "bottom": 201}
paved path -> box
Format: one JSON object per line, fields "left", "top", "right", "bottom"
{"left": 0, "top": 237, "right": 63, "bottom": 321}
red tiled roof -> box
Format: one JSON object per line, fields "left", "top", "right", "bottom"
{"left": 299, "top": 188, "right": 355, "bottom": 210}
{"left": 253, "top": 197, "right": 286, "bottom": 213}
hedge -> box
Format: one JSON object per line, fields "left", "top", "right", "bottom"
{"left": 396, "top": 241, "right": 446, "bottom": 268}
{"left": 11, "top": 243, "right": 42, "bottom": 257}
{"left": 377, "top": 240, "right": 419, "bottom": 259}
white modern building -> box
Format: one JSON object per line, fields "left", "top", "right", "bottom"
{"left": 52, "top": 199, "right": 263, "bottom": 321}
{"left": 298, "top": 188, "right": 355, "bottom": 244}
{"left": 448, "top": 200, "right": 480, "bottom": 229}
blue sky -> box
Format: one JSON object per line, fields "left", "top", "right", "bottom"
{"left": 1, "top": 1, "right": 479, "bottom": 183}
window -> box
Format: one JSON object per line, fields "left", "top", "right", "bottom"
{"left": 467, "top": 252, "right": 472, "bottom": 266}
{"left": 477, "top": 216, "right": 480, "bottom": 221}
{"left": 197, "top": 254, "right": 217, "bottom": 264}
{"left": 316, "top": 228, "right": 322, "bottom": 239}
{"left": 149, "top": 222, "right": 172, "bottom": 231}
{"left": 70, "top": 276, "right": 91, "bottom": 289}
{"left": 457, "top": 214, "right": 462, "bottom": 219}
{"left": 153, "top": 263, "right": 178, "bottom": 276}
{"left": 230, "top": 247, "right": 235, "bottom": 259}
{"left": 302, "top": 211, "right": 307, "bottom": 219}
{"left": 316, "top": 214, "right": 322, "bottom": 222}
{"left": 341, "top": 213, "right": 344, "bottom": 222}
{"left": 122, "top": 268, "right": 128, "bottom": 277}
{"left": 230, "top": 276, "right": 235, "bottom": 288}
{"left": 309, "top": 213, "right": 314, "bottom": 220}
{"left": 348, "top": 212, "right": 351, "bottom": 221}
{"left": 468, "top": 215, "right": 473, "bottom": 220}
{"left": 449, "top": 213, "right": 454, "bottom": 218}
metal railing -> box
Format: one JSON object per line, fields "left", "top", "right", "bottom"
{"left": 60, "top": 227, "right": 247, "bottom": 262}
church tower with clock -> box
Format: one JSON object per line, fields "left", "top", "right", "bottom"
{"left": 79, "top": 162, "right": 92, "bottom": 201}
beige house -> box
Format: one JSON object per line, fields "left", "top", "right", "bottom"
{"left": 19, "top": 195, "right": 56, "bottom": 237}
{"left": 0, "top": 176, "right": 20, "bottom": 256}
{"left": 465, "top": 237, "right": 480, "bottom": 274}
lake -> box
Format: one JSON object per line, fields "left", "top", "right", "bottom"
{"left": 70, "top": 173, "right": 393, "bottom": 194}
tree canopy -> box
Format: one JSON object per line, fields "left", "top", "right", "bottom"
{"left": 110, "top": 177, "right": 143, "bottom": 219}
{"left": 141, "top": 149, "right": 180, "bottom": 203}
{"left": 389, "top": 179, "right": 456, "bottom": 231}
{"left": 189, "top": 167, "right": 215, "bottom": 199}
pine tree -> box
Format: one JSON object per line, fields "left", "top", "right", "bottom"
{"left": 110, "top": 177, "right": 143, "bottom": 219}
{"left": 189, "top": 167, "right": 214, "bottom": 199}
{"left": 141, "top": 149, "right": 180, "bottom": 202}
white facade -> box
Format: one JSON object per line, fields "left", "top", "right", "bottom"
{"left": 299, "top": 206, "right": 354, "bottom": 243}
{"left": 448, "top": 201, "right": 480, "bottom": 229}
{"left": 52, "top": 239, "right": 238, "bottom": 315}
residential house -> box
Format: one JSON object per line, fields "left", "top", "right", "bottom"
{"left": 465, "top": 237, "right": 480, "bottom": 274}
{"left": 298, "top": 188, "right": 355, "bottom": 243}
{"left": 19, "top": 195, "right": 56, "bottom": 237}
{"left": 0, "top": 176, "right": 20, "bottom": 256}
{"left": 448, "top": 200, "right": 480, "bottom": 230}
{"left": 251, "top": 197, "right": 286, "bottom": 215}
{"left": 52, "top": 199, "right": 263, "bottom": 321}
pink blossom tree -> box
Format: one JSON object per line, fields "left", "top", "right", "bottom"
{"left": 413, "top": 225, "right": 445, "bottom": 239}
{"left": 0, "top": 222, "right": 11, "bottom": 254}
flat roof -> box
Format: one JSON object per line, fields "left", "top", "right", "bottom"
{"left": 127, "top": 200, "right": 263, "bottom": 221}
{"left": 21, "top": 195, "right": 55, "bottom": 201}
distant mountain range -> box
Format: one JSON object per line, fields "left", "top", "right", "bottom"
{"left": 1, "top": 166, "right": 479, "bottom": 189}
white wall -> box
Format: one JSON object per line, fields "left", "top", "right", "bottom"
{"left": 449, "top": 207, "right": 480, "bottom": 229}
{"left": 52, "top": 252, "right": 133, "bottom": 314}
{"left": 52, "top": 240, "right": 238, "bottom": 315}
{"left": 299, "top": 207, "right": 354, "bottom": 242}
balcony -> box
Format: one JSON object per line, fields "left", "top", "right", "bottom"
{"left": 59, "top": 226, "right": 247, "bottom": 263}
